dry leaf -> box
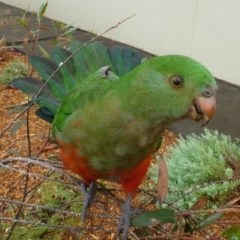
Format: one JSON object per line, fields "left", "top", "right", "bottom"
{"left": 190, "top": 196, "right": 208, "bottom": 210}
{"left": 38, "top": 143, "right": 58, "bottom": 152}
{"left": 157, "top": 154, "right": 168, "bottom": 206}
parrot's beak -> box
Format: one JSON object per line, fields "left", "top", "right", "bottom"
{"left": 187, "top": 95, "right": 216, "bottom": 125}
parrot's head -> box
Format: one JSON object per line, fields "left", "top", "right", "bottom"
{"left": 141, "top": 55, "right": 217, "bottom": 125}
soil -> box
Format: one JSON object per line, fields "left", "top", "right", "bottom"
{"left": 0, "top": 43, "right": 239, "bottom": 239}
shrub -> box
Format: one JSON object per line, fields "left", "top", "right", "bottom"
{"left": 148, "top": 128, "right": 240, "bottom": 210}
{"left": 1, "top": 60, "right": 29, "bottom": 85}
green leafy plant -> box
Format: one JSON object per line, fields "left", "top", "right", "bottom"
{"left": 1, "top": 60, "right": 29, "bottom": 85}
{"left": 162, "top": 128, "right": 240, "bottom": 210}
{"left": 131, "top": 129, "right": 240, "bottom": 238}
{"left": 16, "top": 2, "right": 77, "bottom": 57}
{"left": 148, "top": 128, "right": 240, "bottom": 210}
{"left": 221, "top": 225, "right": 240, "bottom": 239}
{"left": 1, "top": 174, "right": 84, "bottom": 240}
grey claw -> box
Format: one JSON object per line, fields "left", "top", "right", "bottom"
{"left": 81, "top": 182, "right": 97, "bottom": 221}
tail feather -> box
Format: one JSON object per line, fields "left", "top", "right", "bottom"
{"left": 108, "top": 46, "right": 143, "bottom": 77}
{"left": 11, "top": 41, "right": 145, "bottom": 123}
{"left": 29, "top": 56, "right": 67, "bottom": 101}
{"left": 11, "top": 77, "right": 60, "bottom": 114}
{"left": 122, "top": 48, "right": 133, "bottom": 73}
{"left": 51, "top": 47, "right": 76, "bottom": 92}
{"left": 132, "top": 51, "right": 142, "bottom": 69}
{"left": 70, "top": 41, "right": 114, "bottom": 83}
{"left": 35, "top": 107, "right": 55, "bottom": 123}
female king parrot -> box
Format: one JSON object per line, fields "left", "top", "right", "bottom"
{"left": 52, "top": 54, "right": 217, "bottom": 239}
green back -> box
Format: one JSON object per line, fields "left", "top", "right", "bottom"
{"left": 52, "top": 55, "right": 216, "bottom": 171}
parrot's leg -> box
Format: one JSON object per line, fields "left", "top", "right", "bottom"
{"left": 117, "top": 193, "right": 132, "bottom": 240}
{"left": 80, "top": 181, "right": 97, "bottom": 221}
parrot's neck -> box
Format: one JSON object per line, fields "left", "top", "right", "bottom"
{"left": 112, "top": 68, "right": 190, "bottom": 129}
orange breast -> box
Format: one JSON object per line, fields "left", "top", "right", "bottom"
{"left": 57, "top": 138, "right": 152, "bottom": 195}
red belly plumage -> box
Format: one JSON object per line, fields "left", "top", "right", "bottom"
{"left": 57, "top": 138, "right": 152, "bottom": 195}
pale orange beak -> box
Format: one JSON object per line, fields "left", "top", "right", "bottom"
{"left": 187, "top": 95, "right": 216, "bottom": 125}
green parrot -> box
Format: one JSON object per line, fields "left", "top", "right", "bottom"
{"left": 52, "top": 55, "right": 217, "bottom": 239}
{"left": 12, "top": 42, "right": 217, "bottom": 239}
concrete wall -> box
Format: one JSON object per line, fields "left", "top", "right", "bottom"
{"left": 2, "top": 0, "right": 240, "bottom": 86}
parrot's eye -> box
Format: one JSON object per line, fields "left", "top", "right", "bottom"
{"left": 170, "top": 76, "right": 184, "bottom": 88}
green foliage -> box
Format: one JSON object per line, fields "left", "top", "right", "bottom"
{"left": 10, "top": 119, "right": 27, "bottom": 137}
{"left": 1, "top": 60, "right": 29, "bottom": 85}
{"left": 194, "top": 212, "right": 223, "bottom": 231}
{"left": 221, "top": 225, "right": 240, "bottom": 239}
{"left": 148, "top": 128, "right": 240, "bottom": 210}
{"left": 1, "top": 174, "right": 83, "bottom": 239}
{"left": 37, "top": 2, "right": 48, "bottom": 21}
{"left": 131, "top": 209, "right": 176, "bottom": 227}
{"left": 130, "top": 208, "right": 223, "bottom": 237}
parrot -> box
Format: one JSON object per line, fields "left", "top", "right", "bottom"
{"left": 12, "top": 41, "right": 217, "bottom": 239}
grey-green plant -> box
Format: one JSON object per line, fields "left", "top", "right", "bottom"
{"left": 148, "top": 128, "right": 240, "bottom": 210}
{"left": 1, "top": 60, "right": 29, "bottom": 85}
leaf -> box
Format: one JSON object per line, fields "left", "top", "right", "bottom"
{"left": 16, "top": 19, "right": 27, "bottom": 28}
{"left": 59, "top": 26, "right": 78, "bottom": 37}
{"left": 221, "top": 225, "right": 240, "bottom": 239}
{"left": 38, "top": 44, "right": 50, "bottom": 59}
{"left": 194, "top": 212, "right": 223, "bottom": 231}
{"left": 1, "top": 45, "right": 23, "bottom": 49}
{"left": 37, "top": 2, "right": 48, "bottom": 20}
{"left": 47, "top": 155, "right": 62, "bottom": 162}
{"left": 157, "top": 155, "right": 168, "bottom": 206}
{"left": 190, "top": 196, "right": 208, "bottom": 210}
{"left": 130, "top": 209, "right": 176, "bottom": 227}
{"left": 7, "top": 105, "right": 27, "bottom": 117}
{"left": 7, "top": 149, "right": 21, "bottom": 155}
{"left": 10, "top": 120, "right": 27, "bottom": 137}
{"left": 40, "top": 144, "right": 57, "bottom": 153}
{"left": 60, "top": 22, "right": 77, "bottom": 31}
{"left": 40, "top": 26, "right": 50, "bottom": 31}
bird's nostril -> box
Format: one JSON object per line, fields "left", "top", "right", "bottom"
{"left": 202, "top": 88, "right": 214, "bottom": 98}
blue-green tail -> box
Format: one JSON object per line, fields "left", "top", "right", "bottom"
{"left": 11, "top": 41, "right": 144, "bottom": 123}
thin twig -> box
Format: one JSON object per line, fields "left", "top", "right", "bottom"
{"left": 26, "top": 97, "right": 31, "bottom": 157}
{"left": 1, "top": 197, "right": 81, "bottom": 217}
{"left": 0, "top": 157, "right": 84, "bottom": 187}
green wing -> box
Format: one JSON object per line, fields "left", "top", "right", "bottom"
{"left": 11, "top": 41, "right": 144, "bottom": 122}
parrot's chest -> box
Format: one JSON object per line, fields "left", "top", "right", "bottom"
{"left": 59, "top": 100, "right": 164, "bottom": 178}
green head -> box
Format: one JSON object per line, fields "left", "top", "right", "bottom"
{"left": 116, "top": 54, "right": 217, "bottom": 125}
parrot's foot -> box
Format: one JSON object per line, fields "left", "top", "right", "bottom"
{"left": 80, "top": 181, "right": 97, "bottom": 221}
{"left": 117, "top": 193, "right": 133, "bottom": 240}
